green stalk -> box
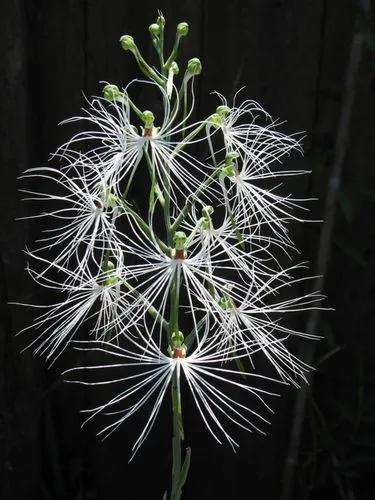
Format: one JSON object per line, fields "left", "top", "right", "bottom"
{"left": 171, "top": 371, "right": 182, "bottom": 499}
{"left": 171, "top": 121, "right": 206, "bottom": 157}
{"left": 133, "top": 47, "right": 165, "bottom": 85}
{"left": 206, "top": 123, "right": 218, "bottom": 167}
{"left": 118, "top": 198, "right": 170, "bottom": 255}
{"left": 167, "top": 85, "right": 190, "bottom": 499}
{"left": 221, "top": 176, "right": 245, "bottom": 250}
{"left": 118, "top": 93, "right": 143, "bottom": 120}
{"left": 158, "top": 23, "right": 165, "bottom": 75}
{"left": 121, "top": 279, "right": 169, "bottom": 333}
{"left": 169, "top": 266, "right": 181, "bottom": 336}
{"left": 164, "top": 35, "right": 182, "bottom": 71}
{"left": 181, "top": 80, "right": 188, "bottom": 139}
{"left": 164, "top": 169, "right": 172, "bottom": 246}
{"left": 171, "top": 367, "right": 190, "bottom": 500}
{"left": 171, "top": 166, "right": 222, "bottom": 234}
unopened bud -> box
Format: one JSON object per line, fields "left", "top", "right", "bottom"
{"left": 103, "top": 84, "right": 121, "bottom": 101}
{"left": 177, "top": 22, "right": 189, "bottom": 37}
{"left": 187, "top": 57, "right": 202, "bottom": 75}
{"left": 119, "top": 35, "right": 136, "bottom": 51}
{"left": 149, "top": 23, "right": 160, "bottom": 36}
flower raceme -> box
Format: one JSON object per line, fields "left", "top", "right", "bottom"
{"left": 18, "top": 18, "right": 325, "bottom": 492}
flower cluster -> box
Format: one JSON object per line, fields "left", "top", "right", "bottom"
{"left": 18, "top": 16, "right": 322, "bottom": 480}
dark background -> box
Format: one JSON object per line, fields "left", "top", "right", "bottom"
{"left": 1, "top": 1, "right": 375, "bottom": 499}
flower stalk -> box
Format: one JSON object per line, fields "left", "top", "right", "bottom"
{"left": 17, "top": 13, "right": 325, "bottom": 500}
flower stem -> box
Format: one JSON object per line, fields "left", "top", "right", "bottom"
{"left": 171, "top": 166, "right": 221, "bottom": 234}
{"left": 118, "top": 198, "right": 170, "bottom": 255}
{"left": 121, "top": 279, "right": 169, "bottom": 333}
{"left": 170, "top": 369, "right": 191, "bottom": 500}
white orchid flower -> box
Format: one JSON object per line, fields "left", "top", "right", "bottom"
{"left": 65, "top": 327, "right": 283, "bottom": 459}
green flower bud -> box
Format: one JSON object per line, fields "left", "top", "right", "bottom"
{"left": 216, "top": 105, "right": 231, "bottom": 117}
{"left": 149, "top": 23, "right": 160, "bottom": 36}
{"left": 173, "top": 231, "right": 187, "bottom": 250}
{"left": 170, "top": 61, "right": 179, "bottom": 75}
{"left": 187, "top": 57, "right": 202, "bottom": 75}
{"left": 141, "top": 110, "right": 155, "bottom": 128}
{"left": 103, "top": 84, "right": 121, "bottom": 101}
{"left": 202, "top": 205, "right": 214, "bottom": 218}
{"left": 177, "top": 22, "right": 189, "bottom": 37}
{"left": 119, "top": 35, "right": 136, "bottom": 51}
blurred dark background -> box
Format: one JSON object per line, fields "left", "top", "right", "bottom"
{"left": 1, "top": 0, "right": 375, "bottom": 499}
